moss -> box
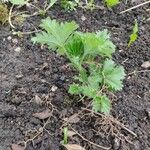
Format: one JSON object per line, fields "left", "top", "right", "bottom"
{"left": 0, "top": 3, "right": 8, "bottom": 24}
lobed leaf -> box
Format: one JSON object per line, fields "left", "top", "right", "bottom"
{"left": 32, "top": 17, "right": 79, "bottom": 54}
{"left": 102, "top": 59, "right": 125, "bottom": 91}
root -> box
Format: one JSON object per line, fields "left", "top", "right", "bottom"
{"left": 82, "top": 108, "right": 137, "bottom": 137}
{"left": 70, "top": 126, "right": 111, "bottom": 150}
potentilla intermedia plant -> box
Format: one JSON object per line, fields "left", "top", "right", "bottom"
{"left": 32, "top": 18, "right": 125, "bottom": 114}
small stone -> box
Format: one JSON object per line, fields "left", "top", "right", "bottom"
{"left": 14, "top": 47, "right": 21, "bottom": 52}
{"left": 12, "top": 38, "right": 18, "bottom": 44}
{"left": 60, "top": 76, "right": 65, "bottom": 81}
{"left": 34, "top": 95, "right": 43, "bottom": 106}
{"left": 81, "top": 15, "right": 86, "bottom": 21}
{"left": 141, "top": 61, "right": 150, "bottom": 69}
{"left": 112, "top": 137, "right": 120, "bottom": 150}
{"left": 51, "top": 85, "right": 58, "bottom": 92}
{"left": 11, "top": 97, "right": 22, "bottom": 105}
{"left": 16, "top": 74, "right": 23, "bottom": 79}
{"left": 7, "top": 36, "right": 12, "bottom": 40}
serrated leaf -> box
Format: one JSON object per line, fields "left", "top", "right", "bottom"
{"left": 10, "top": 0, "right": 27, "bottom": 5}
{"left": 92, "top": 95, "right": 110, "bottom": 114}
{"left": 128, "top": 20, "right": 138, "bottom": 47}
{"left": 32, "top": 17, "right": 79, "bottom": 54}
{"left": 77, "top": 30, "right": 115, "bottom": 58}
{"left": 102, "top": 59, "right": 125, "bottom": 91}
{"left": 96, "top": 30, "right": 116, "bottom": 57}
{"left": 105, "top": 0, "right": 120, "bottom": 7}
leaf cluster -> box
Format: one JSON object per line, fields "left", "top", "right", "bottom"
{"left": 32, "top": 18, "right": 125, "bottom": 114}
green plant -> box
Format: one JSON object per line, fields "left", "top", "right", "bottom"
{"left": 32, "top": 18, "right": 125, "bottom": 114}
{"left": 128, "top": 19, "right": 138, "bottom": 47}
{"left": 85, "top": 0, "right": 95, "bottom": 10}
{"left": 63, "top": 127, "right": 68, "bottom": 144}
{"left": 0, "top": 3, "right": 8, "bottom": 24}
{"left": 105, "top": 0, "right": 120, "bottom": 7}
{"left": 61, "top": 0, "right": 79, "bottom": 11}
{"left": 10, "top": 0, "right": 28, "bottom": 5}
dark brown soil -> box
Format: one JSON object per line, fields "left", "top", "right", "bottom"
{"left": 0, "top": 1, "right": 150, "bottom": 150}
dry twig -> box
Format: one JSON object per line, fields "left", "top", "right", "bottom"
{"left": 70, "top": 126, "right": 111, "bottom": 150}
{"left": 82, "top": 108, "right": 137, "bottom": 137}
{"left": 120, "top": 1, "right": 150, "bottom": 14}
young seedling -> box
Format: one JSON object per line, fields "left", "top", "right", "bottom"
{"left": 105, "top": 0, "right": 120, "bottom": 8}
{"left": 32, "top": 18, "right": 125, "bottom": 114}
{"left": 63, "top": 127, "right": 68, "bottom": 144}
{"left": 61, "top": 0, "right": 79, "bottom": 11}
{"left": 128, "top": 19, "right": 138, "bottom": 47}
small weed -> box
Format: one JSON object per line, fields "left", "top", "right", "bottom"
{"left": 32, "top": 18, "right": 125, "bottom": 114}
{"left": 105, "top": 0, "right": 120, "bottom": 7}
{"left": 128, "top": 19, "right": 138, "bottom": 47}
{"left": 63, "top": 127, "right": 68, "bottom": 144}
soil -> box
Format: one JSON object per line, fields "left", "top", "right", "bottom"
{"left": 0, "top": 0, "right": 150, "bottom": 150}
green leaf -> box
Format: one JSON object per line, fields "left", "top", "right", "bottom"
{"left": 81, "top": 85, "right": 97, "bottom": 98}
{"left": 77, "top": 30, "right": 115, "bottom": 58}
{"left": 69, "top": 84, "right": 82, "bottom": 95}
{"left": 10, "top": 0, "right": 28, "bottom": 5}
{"left": 102, "top": 59, "right": 125, "bottom": 91}
{"left": 65, "top": 35, "right": 84, "bottom": 58}
{"left": 128, "top": 19, "right": 138, "bottom": 47}
{"left": 49, "top": 0, "right": 57, "bottom": 7}
{"left": 93, "top": 95, "right": 110, "bottom": 114}
{"left": 96, "top": 30, "right": 116, "bottom": 57}
{"left": 105, "top": 0, "right": 120, "bottom": 7}
{"left": 32, "top": 17, "right": 79, "bottom": 54}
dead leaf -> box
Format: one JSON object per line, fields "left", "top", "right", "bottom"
{"left": 63, "top": 144, "right": 86, "bottom": 150}
{"left": 141, "top": 61, "right": 150, "bottom": 69}
{"left": 63, "top": 114, "right": 80, "bottom": 123}
{"left": 33, "top": 109, "right": 51, "bottom": 120}
{"left": 67, "top": 130, "right": 76, "bottom": 137}
{"left": 34, "top": 95, "right": 43, "bottom": 105}
{"left": 11, "top": 144, "right": 25, "bottom": 150}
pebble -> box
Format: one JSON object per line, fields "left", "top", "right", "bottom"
{"left": 112, "top": 137, "right": 120, "bottom": 150}
{"left": 51, "top": 85, "right": 58, "bottom": 92}
{"left": 7, "top": 36, "right": 12, "bottom": 41}
{"left": 15, "top": 74, "right": 23, "bottom": 79}
{"left": 14, "top": 47, "right": 21, "bottom": 52}
{"left": 141, "top": 61, "right": 150, "bottom": 69}
{"left": 12, "top": 38, "right": 18, "bottom": 44}
{"left": 60, "top": 75, "right": 65, "bottom": 81}
{"left": 81, "top": 15, "right": 86, "bottom": 21}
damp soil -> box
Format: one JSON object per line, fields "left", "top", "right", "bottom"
{"left": 0, "top": 1, "right": 150, "bottom": 150}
